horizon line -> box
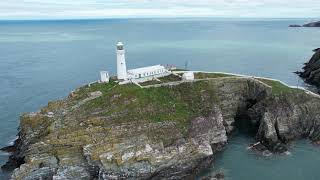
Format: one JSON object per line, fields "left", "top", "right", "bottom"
{"left": 0, "top": 16, "right": 319, "bottom": 22}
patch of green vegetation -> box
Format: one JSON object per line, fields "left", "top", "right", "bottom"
{"left": 172, "top": 68, "right": 189, "bottom": 71}
{"left": 76, "top": 80, "right": 218, "bottom": 135}
{"left": 158, "top": 74, "right": 181, "bottom": 82}
{"left": 194, "top": 72, "right": 235, "bottom": 79}
{"left": 137, "top": 72, "right": 232, "bottom": 87}
{"left": 73, "top": 75, "right": 305, "bottom": 134}
{"left": 139, "top": 74, "right": 182, "bottom": 86}
{"left": 86, "top": 81, "right": 119, "bottom": 94}
{"left": 139, "top": 80, "right": 162, "bottom": 86}
{"left": 70, "top": 81, "right": 118, "bottom": 102}
{"left": 256, "top": 78, "right": 304, "bottom": 95}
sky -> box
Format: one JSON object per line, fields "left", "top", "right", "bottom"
{"left": 0, "top": 0, "right": 319, "bottom": 20}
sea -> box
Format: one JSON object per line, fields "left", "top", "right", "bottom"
{"left": 0, "top": 18, "right": 319, "bottom": 179}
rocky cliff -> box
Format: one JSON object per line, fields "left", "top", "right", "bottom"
{"left": 297, "top": 48, "right": 320, "bottom": 88}
{"left": 2, "top": 75, "right": 320, "bottom": 180}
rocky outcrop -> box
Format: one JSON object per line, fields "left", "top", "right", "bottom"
{"left": 297, "top": 48, "right": 320, "bottom": 88}
{"left": 289, "top": 21, "right": 320, "bottom": 27}
{"left": 289, "top": 24, "right": 302, "bottom": 27}
{"left": 250, "top": 91, "right": 320, "bottom": 152}
{"left": 303, "top": 21, "right": 320, "bottom": 27}
{"left": 2, "top": 77, "right": 320, "bottom": 179}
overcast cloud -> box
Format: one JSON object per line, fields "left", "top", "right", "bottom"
{"left": 0, "top": 0, "right": 319, "bottom": 19}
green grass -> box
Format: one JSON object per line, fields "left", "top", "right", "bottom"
{"left": 73, "top": 80, "right": 219, "bottom": 135}
{"left": 139, "top": 74, "right": 182, "bottom": 86}
{"left": 158, "top": 74, "right": 182, "bottom": 82}
{"left": 172, "top": 68, "right": 189, "bottom": 71}
{"left": 194, "top": 72, "right": 235, "bottom": 79}
{"left": 67, "top": 80, "right": 118, "bottom": 105}
{"left": 71, "top": 73, "right": 229, "bottom": 130}
{"left": 72, "top": 74, "right": 305, "bottom": 136}
{"left": 256, "top": 78, "right": 304, "bottom": 95}
{"left": 67, "top": 74, "right": 307, "bottom": 143}
{"left": 139, "top": 80, "right": 162, "bottom": 86}
{"left": 141, "top": 72, "right": 232, "bottom": 86}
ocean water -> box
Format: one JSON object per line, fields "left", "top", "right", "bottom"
{"left": 0, "top": 18, "right": 320, "bottom": 179}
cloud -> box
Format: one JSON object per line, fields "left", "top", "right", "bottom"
{"left": 0, "top": 0, "right": 319, "bottom": 19}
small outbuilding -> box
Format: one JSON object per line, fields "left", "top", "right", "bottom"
{"left": 100, "top": 71, "right": 110, "bottom": 83}
{"left": 182, "top": 72, "right": 194, "bottom": 81}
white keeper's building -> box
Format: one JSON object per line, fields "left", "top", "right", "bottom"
{"left": 115, "top": 42, "right": 170, "bottom": 84}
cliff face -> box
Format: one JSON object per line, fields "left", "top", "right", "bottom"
{"left": 252, "top": 91, "right": 320, "bottom": 152}
{"left": 2, "top": 76, "right": 320, "bottom": 179}
{"left": 298, "top": 48, "right": 320, "bottom": 88}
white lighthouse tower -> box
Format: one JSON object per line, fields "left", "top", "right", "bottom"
{"left": 116, "top": 42, "right": 127, "bottom": 80}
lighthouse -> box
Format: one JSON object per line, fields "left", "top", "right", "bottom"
{"left": 116, "top": 42, "right": 127, "bottom": 80}
{"left": 100, "top": 42, "right": 171, "bottom": 85}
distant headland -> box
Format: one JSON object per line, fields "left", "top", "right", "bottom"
{"left": 289, "top": 20, "right": 320, "bottom": 27}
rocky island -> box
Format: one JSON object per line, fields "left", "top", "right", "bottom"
{"left": 302, "top": 21, "right": 320, "bottom": 27}
{"left": 2, "top": 72, "right": 320, "bottom": 179}
{"left": 297, "top": 48, "right": 320, "bottom": 88}
{"left": 289, "top": 21, "right": 320, "bottom": 27}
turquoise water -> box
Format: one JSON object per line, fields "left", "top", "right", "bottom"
{"left": 210, "top": 133, "right": 320, "bottom": 180}
{"left": 0, "top": 18, "right": 320, "bottom": 179}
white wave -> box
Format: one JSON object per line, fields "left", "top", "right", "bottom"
{"left": 284, "top": 151, "right": 292, "bottom": 155}
{"left": 8, "top": 136, "right": 18, "bottom": 146}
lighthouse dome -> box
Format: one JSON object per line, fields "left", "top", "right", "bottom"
{"left": 117, "top": 42, "right": 124, "bottom": 50}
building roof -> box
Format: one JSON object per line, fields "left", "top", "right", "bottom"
{"left": 127, "top": 65, "right": 165, "bottom": 74}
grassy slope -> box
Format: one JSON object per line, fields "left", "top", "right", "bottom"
{"left": 68, "top": 73, "right": 305, "bottom": 136}
{"left": 140, "top": 74, "right": 181, "bottom": 86}
{"left": 71, "top": 79, "right": 218, "bottom": 135}
{"left": 256, "top": 78, "right": 304, "bottom": 95}
{"left": 194, "top": 73, "right": 304, "bottom": 95}
{"left": 194, "top": 72, "right": 235, "bottom": 79}
{"left": 140, "top": 72, "right": 234, "bottom": 86}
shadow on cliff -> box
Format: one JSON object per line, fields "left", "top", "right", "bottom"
{"left": 234, "top": 99, "right": 260, "bottom": 137}
{"left": 0, "top": 138, "right": 25, "bottom": 173}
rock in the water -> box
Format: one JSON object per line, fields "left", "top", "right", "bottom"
{"left": 297, "top": 48, "right": 320, "bottom": 88}
{"left": 289, "top": 24, "right": 302, "bottom": 27}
